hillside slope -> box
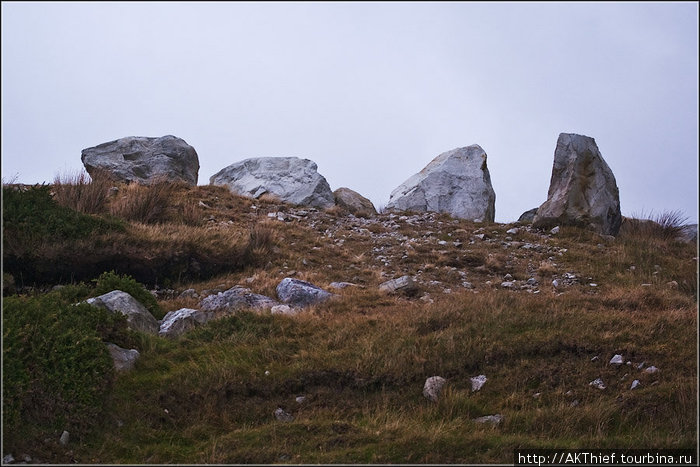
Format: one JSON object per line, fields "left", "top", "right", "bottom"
{"left": 2, "top": 181, "right": 697, "bottom": 464}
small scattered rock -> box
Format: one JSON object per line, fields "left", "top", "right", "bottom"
{"left": 295, "top": 396, "right": 306, "bottom": 404}
{"left": 589, "top": 378, "right": 606, "bottom": 390}
{"left": 329, "top": 281, "right": 358, "bottom": 289}
{"left": 506, "top": 228, "right": 519, "bottom": 235}
{"left": 274, "top": 408, "right": 294, "bottom": 422}
{"left": 644, "top": 366, "right": 659, "bottom": 374}
{"left": 470, "top": 374, "right": 487, "bottom": 392}
{"left": 630, "top": 380, "right": 640, "bottom": 390}
{"left": 59, "top": 430, "right": 70, "bottom": 446}
{"left": 271, "top": 304, "right": 298, "bottom": 315}
{"left": 3, "top": 454, "right": 15, "bottom": 464}
{"left": 378, "top": 275, "right": 419, "bottom": 296}
{"left": 590, "top": 356, "right": 600, "bottom": 362}
{"left": 473, "top": 414, "right": 503, "bottom": 425}
{"left": 609, "top": 354, "right": 624, "bottom": 365}
{"left": 423, "top": 376, "right": 447, "bottom": 402}
{"left": 550, "top": 226, "right": 560, "bottom": 235}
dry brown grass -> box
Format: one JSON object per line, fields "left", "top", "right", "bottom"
{"left": 52, "top": 169, "right": 113, "bottom": 214}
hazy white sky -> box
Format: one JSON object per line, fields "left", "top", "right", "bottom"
{"left": 2, "top": 1, "right": 698, "bottom": 223}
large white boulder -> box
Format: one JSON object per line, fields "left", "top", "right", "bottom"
{"left": 533, "top": 133, "right": 622, "bottom": 236}
{"left": 386, "top": 146, "right": 496, "bottom": 221}
{"left": 210, "top": 157, "right": 335, "bottom": 209}
{"left": 81, "top": 135, "right": 199, "bottom": 185}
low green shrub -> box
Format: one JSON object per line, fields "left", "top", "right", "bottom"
{"left": 2, "top": 291, "right": 129, "bottom": 452}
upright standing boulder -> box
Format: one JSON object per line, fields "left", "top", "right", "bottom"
{"left": 81, "top": 135, "right": 199, "bottom": 185}
{"left": 386, "top": 146, "right": 496, "bottom": 222}
{"left": 333, "top": 187, "right": 377, "bottom": 216}
{"left": 533, "top": 133, "right": 621, "bottom": 236}
{"left": 210, "top": 157, "right": 335, "bottom": 209}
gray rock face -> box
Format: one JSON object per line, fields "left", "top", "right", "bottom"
{"left": 276, "top": 278, "right": 333, "bottom": 307}
{"left": 159, "top": 308, "right": 214, "bottom": 338}
{"left": 533, "top": 133, "right": 622, "bottom": 236}
{"left": 86, "top": 290, "right": 159, "bottom": 334}
{"left": 333, "top": 187, "right": 377, "bottom": 217}
{"left": 106, "top": 343, "right": 140, "bottom": 372}
{"left": 81, "top": 135, "right": 199, "bottom": 185}
{"left": 199, "top": 286, "right": 279, "bottom": 313}
{"left": 210, "top": 157, "right": 335, "bottom": 209}
{"left": 386, "top": 145, "right": 496, "bottom": 221}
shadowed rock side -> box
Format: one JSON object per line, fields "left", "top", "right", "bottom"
{"left": 386, "top": 145, "right": 496, "bottom": 222}
{"left": 333, "top": 187, "right": 377, "bottom": 217}
{"left": 81, "top": 135, "right": 199, "bottom": 185}
{"left": 210, "top": 157, "right": 335, "bottom": 209}
{"left": 533, "top": 133, "right": 622, "bottom": 236}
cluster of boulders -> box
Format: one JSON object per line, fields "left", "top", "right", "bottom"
{"left": 80, "top": 131, "right": 632, "bottom": 235}
{"left": 80, "top": 277, "right": 338, "bottom": 371}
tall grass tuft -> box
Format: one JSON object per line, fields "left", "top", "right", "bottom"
{"left": 109, "top": 178, "right": 179, "bottom": 224}
{"left": 619, "top": 210, "right": 690, "bottom": 242}
{"left": 52, "top": 169, "right": 113, "bottom": 215}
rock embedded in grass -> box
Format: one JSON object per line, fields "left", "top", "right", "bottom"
{"left": 106, "top": 343, "right": 140, "bottom": 372}
{"left": 470, "top": 375, "right": 487, "bottom": 392}
{"left": 199, "top": 286, "right": 279, "bottom": 313}
{"left": 159, "top": 308, "right": 213, "bottom": 338}
{"left": 276, "top": 278, "right": 333, "bottom": 307}
{"left": 423, "top": 376, "right": 447, "bottom": 402}
{"left": 85, "top": 290, "right": 159, "bottom": 334}
{"left": 378, "top": 275, "right": 418, "bottom": 296}
{"left": 589, "top": 378, "right": 606, "bottom": 390}
{"left": 473, "top": 414, "right": 503, "bottom": 425}
{"left": 274, "top": 408, "right": 294, "bottom": 422}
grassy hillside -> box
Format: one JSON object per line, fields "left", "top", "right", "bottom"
{"left": 2, "top": 176, "right": 697, "bottom": 464}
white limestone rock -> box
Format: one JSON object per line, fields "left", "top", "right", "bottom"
{"left": 210, "top": 157, "right": 334, "bottom": 209}
{"left": 386, "top": 145, "right": 496, "bottom": 221}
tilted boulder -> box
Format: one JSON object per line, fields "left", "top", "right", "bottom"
{"left": 276, "top": 278, "right": 333, "bottom": 307}
{"left": 159, "top": 308, "right": 214, "bottom": 338}
{"left": 533, "top": 133, "right": 622, "bottom": 236}
{"left": 199, "top": 286, "right": 279, "bottom": 313}
{"left": 386, "top": 145, "right": 496, "bottom": 221}
{"left": 333, "top": 187, "right": 377, "bottom": 216}
{"left": 81, "top": 135, "right": 199, "bottom": 185}
{"left": 86, "top": 290, "right": 159, "bottom": 334}
{"left": 210, "top": 157, "right": 335, "bottom": 209}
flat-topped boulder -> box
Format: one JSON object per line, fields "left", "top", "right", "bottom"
{"left": 210, "top": 157, "right": 335, "bottom": 209}
{"left": 533, "top": 133, "right": 622, "bottom": 236}
{"left": 386, "top": 145, "right": 496, "bottom": 222}
{"left": 81, "top": 135, "right": 199, "bottom": 185}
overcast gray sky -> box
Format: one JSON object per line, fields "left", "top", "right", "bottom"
{"left": 2, "top": 1, "right": 698, "bottom": 223}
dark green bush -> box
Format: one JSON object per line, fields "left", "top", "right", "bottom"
{"left": 2, "top": 291, "right": 128, "bottom": 451}
{"left": 2, "top": 184, "right": 124, "bottom": 246}
{"left": 94, "top": 270, "right": 164, "bottom": 319}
